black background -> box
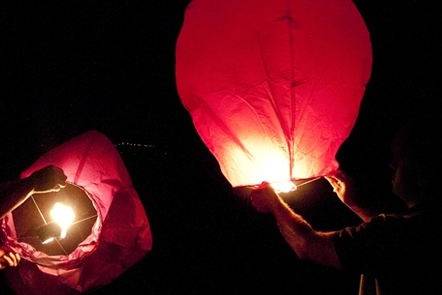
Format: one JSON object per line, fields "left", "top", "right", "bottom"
{"left": 1, "top": 1, "right": 441, "bottom": 294}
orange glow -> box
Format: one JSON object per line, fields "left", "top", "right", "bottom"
{"left": 270, "top": 181, "right": 297, "bottom": 193}
{"left": 223, "top": 138, "right": 310, "bottom": 188}
{"left": 225, "top": 139, "right": 289, "bottom": 186}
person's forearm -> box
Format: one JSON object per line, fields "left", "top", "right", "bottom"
{"left": 269, "top": 195, "right": 314, "bottom": 256}
{"left": 0, "top": 179, "right": 34, "bottom": 220}
{"left": 269, "top": 195, "right": 342, "bottom": 269}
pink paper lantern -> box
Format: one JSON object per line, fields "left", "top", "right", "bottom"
{"left": 1, "top": 131, "right": 152, "bottom": 294}
{"left": 176, "top": 0, "right": 372, "bottom": 189}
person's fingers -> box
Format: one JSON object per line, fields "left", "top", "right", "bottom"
{"left": 15, "top": 253, "right": 21, "bottom": 263}
{"left": 253, "top": 182, "right": 271, "bottom": 195}
{"left": 250, "top": 182, "right": 279, "bottom": 213}
{"left": 8, "top": 253, "right": 18, "bottom": 267}
{"left": 51, "top": 185, "right": 62, "bottom": 192}
{"left": 3, "top": 254, "right": 14, "bottom": 267}
{"left": 258, "top": 181, "right": 270, "bottom": 189}
{"left": 9, "top": 252, "right": 20, "bottom": 266}
{"left": 325, "top": 175, "right": 338, "bottom": 184}
{"left": 254, "top": 182, "right": 279, "bottom": 199}
{"left": 258, "top": 181, "right": 277, "bottom": 194}
{"left": 325, "top": 176, "right": 340, "bottom": 191}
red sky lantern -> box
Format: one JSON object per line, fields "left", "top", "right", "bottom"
{"left": 176, "top": 0, "right": 372, "bottom": 192}
{"left": 1, "top": 131, "right": 152, "bottom": 294}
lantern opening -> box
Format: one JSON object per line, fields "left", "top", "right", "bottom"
{"left": 13, "top": 182, "right": 97, "bottom": 256}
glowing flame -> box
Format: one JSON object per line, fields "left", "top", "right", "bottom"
{"left": 50, "top": 203, "right": 75, "bottom": 239}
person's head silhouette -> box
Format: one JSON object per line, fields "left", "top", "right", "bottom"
{"left": 390, "top": 116, "right": 441, "bottom": 207}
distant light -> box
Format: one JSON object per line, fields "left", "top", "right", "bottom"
{"left": 50, "top": 203, "right": 75, "bottom": 239}
{"left": 270, "top": 181, "right": 297, "bottom": 193}
{"left": 117, "top": 142, "right": 156, "bottom": 149}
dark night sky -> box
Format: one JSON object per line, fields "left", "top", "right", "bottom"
{"left": 1, "top": 1, "right": 441, "bottom": 294}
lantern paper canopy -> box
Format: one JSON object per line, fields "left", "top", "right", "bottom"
{"left": 176, "top": 0, "right": 372, "bottom": 188}
{"left": 1, "top": 131, "right": 152, "bottom": 294}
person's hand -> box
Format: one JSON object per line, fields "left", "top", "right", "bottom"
{"left": 0, "top": 248, "right": 20, "bottom": 270}
{"left": 27, "top": 165, "right": 67, "bottom": 194}
{"left": 324, "top": 175, "right": 347, "bottom": 203}
{"left": 324, "top": 169, "right": 355, "bottom": 205}
{"left": 325, "top": 172, "right": 374, "bottom": 221}
{"left": 250, "top": 182, "right": 279, "bottom": 213}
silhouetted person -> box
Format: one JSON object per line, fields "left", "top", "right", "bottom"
{"left": 251, "top": 118, "right": 442, "bottom": 294}
{"left": 0, "top": 166, "right": 66, "bottom": 270}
